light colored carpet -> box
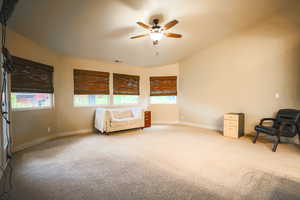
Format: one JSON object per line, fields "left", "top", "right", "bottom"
{"left": 8, "top": 125, "right": 300, "bottom": 200}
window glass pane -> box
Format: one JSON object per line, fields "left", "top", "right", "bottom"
{"left": 11, "top": 93, "right": 52, "bottom": 109}
{"left": 74, "top": 95, "right": 109, "bottom": 106}
{"left": 113, "top": 95, "right": 139, "bottom": 105}
{"left": 150, "top": 96, "right": 177, "bottom": 104}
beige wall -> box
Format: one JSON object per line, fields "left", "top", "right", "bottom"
{"left": 145, "top": 64, "right": 180, "bottom": 123}
{"left": 10, "top": 4, "right": 300, "bottom": 149}
{"left": 54, "top": 59, "right": 179, "bottom": 133}
{"left": 179, "top": 11, "right": 300, "bottom": 133}
{"left": 7, "top": 29, "right": 59, "bottom": 147}
{"left": 54, "top": 56, "right": 146, "bottom": 134}
{"left": 8, "top": 30, "right": 179, "bottom": 149}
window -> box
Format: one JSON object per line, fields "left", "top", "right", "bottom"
{"left": 74, "top": 95, "right": 109, "bottom": 106}
{"left": 150, "top": 76, "right": 177, "bottom": 104}
{"left": 113, "top": 95, "right": 139, "bottom": 105}
{"left": 113, "top": 73, "right": 140, "bottom": 95}
{"left": 11, "top": 57, "right": 54, "bottom": 110}
{"left": 11, "top": 56, "right": 54, "bottom": 94}
{"left": 74, "top": 69, "right": 109, "bottom": 95}
{"left": 73, "top": 69, "right": 110, "bottom": 107}
{"left": 11, "top": 93, "right": 52, "bottom": 109}
{"left": 150, "top": 76, "right": 177, "bottom": 96}
{"left": 113, "top": 73, "right": 140, "bottom": 105}
{"left": 150, "top": 96, "right": 177, "bottom": 104}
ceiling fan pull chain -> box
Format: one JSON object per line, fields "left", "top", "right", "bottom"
{"left": 152, "top": 43, "right": 159, "bottom": 56}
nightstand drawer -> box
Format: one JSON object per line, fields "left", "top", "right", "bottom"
{"left": 144, "top": 111, "right": 151, "bottom": 128}
{"left": 224, "top": 120, "right": 238, "bottom": 127}
{"left": 224, "top": 114, "right": 239, "bottom": 121}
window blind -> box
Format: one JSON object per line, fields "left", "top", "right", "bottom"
{"left": 113, "top": 73, "right": 140, "bottom": 95}
{"left": 74, "top": 69, "right": 109, "bottom": 95}
{"left": 150, "top": 76, "right": 177, "bottom": 96}
{"left": 11, "top": 56, "right": 54, "bottom": 93}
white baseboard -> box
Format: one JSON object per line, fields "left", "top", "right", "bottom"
{"left": 13, "top": 129, "right": 93, "bottom": 152}
{"left": 56, "top": 129, "right": 93, "bottom": 137}
{"left": 13, "top": 122, "right": 222, "bottom": 152}
{"left": 152, "top": 120, "right": 222, "bottom": 131}
{"left": 179, "top": 121, "right": 223, "bottom": 131}
{"left": 13, "top": 135, "right": 55, "bottom": 152}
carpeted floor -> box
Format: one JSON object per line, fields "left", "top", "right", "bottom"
{"left": 6, "top": 125, "right": 300, "bottom": 200}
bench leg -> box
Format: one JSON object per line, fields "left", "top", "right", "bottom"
{"left": 253, "top": 131, "right": 260, "bottom": 144}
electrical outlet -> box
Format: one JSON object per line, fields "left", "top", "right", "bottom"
{"left": 48, "top": 127, "right": 51, "bottom": 133}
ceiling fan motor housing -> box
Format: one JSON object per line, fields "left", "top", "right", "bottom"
{"left": 152, "top": 19, "right": 161, "bottom": 29}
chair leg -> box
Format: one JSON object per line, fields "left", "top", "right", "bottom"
{"left": 272, "top": 136, "right": 280, "bottom": 152}
{"left": 253, "top": 131, "right": 260, "bottom": 144}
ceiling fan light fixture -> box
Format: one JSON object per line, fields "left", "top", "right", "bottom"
{"left": 132, "top": 19, "right": 181, "bottom": 44}
{"left": 150, "top": 30, "right": 163, "bottom": 41}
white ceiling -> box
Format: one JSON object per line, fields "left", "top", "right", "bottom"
{"left": 7, "top": 0, "right": 295, "bottom": 67}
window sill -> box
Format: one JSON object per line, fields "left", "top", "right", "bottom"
{"left": 74, "top": 104, "right": 141, "bottom": 108}
{"left": 150, "top": 103, "right": 177, "bottom": 105}
{"left": 112, "top": 104, "right": 140, "bottom": 106}
{"left": 12, "top": 107, "right": 53, "bottom": 112}
{"left": 74, "top": 104, "right": 109, "bottom": 108}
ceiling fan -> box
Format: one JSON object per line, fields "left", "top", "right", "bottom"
{"left": 130, "top": 19, "right": 182, "bottom": 45}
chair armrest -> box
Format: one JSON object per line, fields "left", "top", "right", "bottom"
{"left": 259, "top": 118, "right": 276, "bottom": 126}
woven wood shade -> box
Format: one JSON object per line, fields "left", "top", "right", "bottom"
{"left": 150, "top": 76, "right": 177, "bottom": 96}
{"left": 74, "top": 69, "right": 109, "bottom": 95}
{"left": 113, "top": 73, "right": 140, "bottom": 95}
{"left": 11, "top": 56, "right": 54, "bottom": 93}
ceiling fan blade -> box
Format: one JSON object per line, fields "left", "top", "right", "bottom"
{"left": 130, "top": 34, "right": 148, "bottom": 39}
{"left": 136, "top": 22, "right": 151, "bottom": 30}
{"left": 164, "top": 32, "right": 182, "bottom": 38}
{"left": 164, "top": 20, "right": 178, "bottom": 30}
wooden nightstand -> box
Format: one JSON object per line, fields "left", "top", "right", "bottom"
{"left": 223, "top": 113, "right": 245, "bottom": 139}
{"left": 144, "top": 111, "right": 151, "bottom": 128}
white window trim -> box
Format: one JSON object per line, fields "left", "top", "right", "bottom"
{"left": 149, "top": 96, "right": 177, "bottom": 105}
{"left": 112, "top": 95, "right": 140, "bottom": 106}
{"left": 73, "top": 94, "right": 110, "bottom": 107}
{"left": 12, "top": 106, "right": 53, "bottom": 112}
{"left": 150, "top": 102, "right": 177, "bottom": 105}
{"left": 73, "top": 73, "right": 143, "bottom": 107}
{"left": 73, "top": 95, "right": 142, "bottom": 107}
{"left": 112, "top": 103, "right": 140, "bottom": 106}
{"left": 73, "top": 103, "right": 110, "bottom": 108}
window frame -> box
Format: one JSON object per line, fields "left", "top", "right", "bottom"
{"left": 11, "top": 92, "right": 54, "bottom": 111}
{"left": 150, "top": 76, "right": 177, "bottom": 96}
{"left": 11, "top": 56, "right": 54, "bottom": 94}
{"left": 112, "top": 95, "right": 140, "bottom": 105}
{"left": 150, "top": 96, "right": 177, "bottom": 105}
{"left": 73, "top": 94, "right": 110, "bottom": 107}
